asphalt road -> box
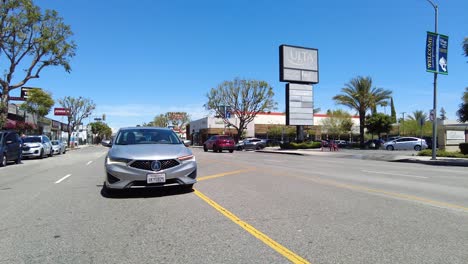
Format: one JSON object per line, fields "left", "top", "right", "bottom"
{"left": 0, "top": 146, "right": 467, "bottom": 264}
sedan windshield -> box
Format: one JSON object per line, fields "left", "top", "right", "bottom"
{"left": 23, "top": 137, "right": 41, "bottom": 143}
{"left": 114, "top": 129, "right": 182, "bottom": 145}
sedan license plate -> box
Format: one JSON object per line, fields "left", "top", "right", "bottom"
{"left": 147, "top": 173, "right": 166, "bottom": 184}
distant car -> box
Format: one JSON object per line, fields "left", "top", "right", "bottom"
{"left": 22, "top": 135, "right": 53, "bottom": 159}
{"left": 101, "top": 139, "right": 112, "bottom": 147}
{"left": 384, "top": 137, "right": 428, "bottom": 151}
{"left": 104, "top": 127, "right": 197, "bottom": 192}
{"left": 51, "top": 140, "right": 67, "bottom": 155}
{"left": 236, "top": 137, "right": 265, "bottom": 150}
{"left": 364, "top": 139, "right": 385, "bottom": 149}
{"left": 203, "top": 135, "right": 235, "bottom": 153}
{"left": 0, "top": 130, "right": 22, "bottom": 167}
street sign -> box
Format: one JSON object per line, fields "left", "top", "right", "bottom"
{"left": 54, "top": 108, "right": 70, "bottom": 116}
{"left": 20, "top": 87, "right": 39, "bottom": 99}
{"left": 280, "top": 45, "right": 319, "bottom": 84}
{"left": 429, "top": 109, "right": 435, "bottom": 121}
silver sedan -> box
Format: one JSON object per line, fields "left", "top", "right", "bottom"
{"left": 104, "top": 127, "right": 197, "bottom": 193}
{"left": 384, "top": 137, "right": 428, "bottom": 151}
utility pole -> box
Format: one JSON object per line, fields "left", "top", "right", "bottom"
{"left": 426, "top": 0, "right": 438, "bottom": 160}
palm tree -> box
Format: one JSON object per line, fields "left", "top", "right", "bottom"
{"left": 333, "top": 76, "right": 392, "bottom": 146}
{"left": 408, "top": 110, "right": 428, "bottom": 122}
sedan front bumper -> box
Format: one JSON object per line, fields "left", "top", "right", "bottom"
{"left": 105, "top": 159, "right": 197, "bottom": 189}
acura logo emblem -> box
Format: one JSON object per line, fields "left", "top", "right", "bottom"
{"left": 151, "top": 161, "right": 161, "bottom": 171}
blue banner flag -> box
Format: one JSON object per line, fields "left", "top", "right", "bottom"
{"left": 438, "top": 34, "right": 448, "bottom": 75}
{"left": 425, "top": 32, "right": 437, "bottom": 73}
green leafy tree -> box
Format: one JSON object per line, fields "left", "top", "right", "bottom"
{"left": 152, "top": 114, "right": 168, "bottom": 127}
{"left": 205, "top": 78, "right": 277, "bottom": 142}
{"left": 390, "top": 97, "right": 397, "bottom": 123}
{"left": 439, "top": 107, "right": 447, "bottom": 121}
{"left": 463, "top": 37, "right": 468, "bottom": 61}
{"left": 58, "top": 96, "right": 95, "bottom": 147}
{"left": 321, "top": 109, "right": 353, "bottom": 139}
{"left": 456, "top": 87, "right": 468, "bottom": 122}
{"left": 166, "top": 112, "right": 190, "bottom": 130}
{"left": 333, "top": 76, "right": 392, "bottom": 146}
{"left": 90, "top": 122, "right": 112, "bottom": 143}
{"left": 366, "top": 113, "right": 392, "bottom": 138}
{"left": 0, "top": 0, "right": 76, "bottom": 128}
{"left": 19, "top": 88, "right": 54, "bottom": 125}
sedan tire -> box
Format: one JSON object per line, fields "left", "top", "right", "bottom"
{"left": 414, "top": 145, "right": 422, "bottom": 151}
{"left": 203, "top": 145, "right": 208, "bottom": 152}
{"left": 386, "top": 145, "right": 394, "bottom": 151}
{"left": 1, "top": 154, "right": 6, "bottom": 167}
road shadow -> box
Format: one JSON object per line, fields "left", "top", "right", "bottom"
{"left": 100, "top": 185, "right": 194, "bottom": 199}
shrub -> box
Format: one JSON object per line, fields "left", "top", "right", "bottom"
{"left": 418, "top": 149, "right": 468, "bottom": 158}
{"left": 280, "top": 141, "right": 321, "bottom": 149}
{"left": 460, "top": 143, "right": 468, "bottom": 155}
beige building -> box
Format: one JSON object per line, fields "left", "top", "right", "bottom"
{"left": 188, "top": 112, "right": 361, "bottom": 145}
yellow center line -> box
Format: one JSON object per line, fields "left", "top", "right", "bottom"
{"left": 198, "top": 168, "right": 255, "bottom": 181}
{"left": 194, "top": 189, "right": 311, "bottom": 264}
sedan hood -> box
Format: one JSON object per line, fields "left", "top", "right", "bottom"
{"left": 109, "top": 144, "right": 191, "bottom": 160}
{"left": 23, "top": 142, "right": 41, "bottom": 147}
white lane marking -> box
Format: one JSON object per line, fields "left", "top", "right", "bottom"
{"left": 86, "top": 161, "right": 93, "bottom": 166}
{"left": 362, "top": 170, "right": 428, "bottom": 179}
{"left": 55, "top": 174, "right": 72, "bottom": 184}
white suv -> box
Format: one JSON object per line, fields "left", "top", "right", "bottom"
{"left": 22, "top": 135, "right": 53, "bottom": 159}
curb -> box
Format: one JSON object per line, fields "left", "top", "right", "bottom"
{"left": 255, "top": 150, "right": 307, "bottom": 156}
{"left": 391, "top": 158, "right": 468, "bottom": 167}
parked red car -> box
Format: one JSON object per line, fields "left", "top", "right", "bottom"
{"left": 203, "top": 135, "right": 235, "bottom": 153}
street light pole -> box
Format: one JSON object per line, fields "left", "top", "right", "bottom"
{"left": 426, "top": 0, "right": 438, "bottom": 160}
{"left": 400, "top": 112, "right": 406, "bottom": 136}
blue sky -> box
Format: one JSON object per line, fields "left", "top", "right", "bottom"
{"left": 15, "top": 0, "right": 468, "bottom": 130}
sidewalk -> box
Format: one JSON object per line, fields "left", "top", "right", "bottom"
{"left": 256, "top": 147, "right": 468, "bottom": 167}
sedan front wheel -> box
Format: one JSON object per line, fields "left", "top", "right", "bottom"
{"left": 414, "top": 145, "right": 422, "bottom": 151}
{"left": 386, "top": 145, "right": 394, "bottom": 151}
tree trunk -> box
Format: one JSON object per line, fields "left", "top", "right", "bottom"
{"left": 0, "top": 87, "right": 9, "bottom": 129}
{"left": 359, "top": 114, "right": 365, "bottom": 147}
{"left": 67, "top": 126, "right": 72, "bottom": 148}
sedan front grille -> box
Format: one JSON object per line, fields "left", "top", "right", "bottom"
{"left": 129, "top": 159, "right": 180, "bottom": 171}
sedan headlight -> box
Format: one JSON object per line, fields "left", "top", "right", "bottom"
{"left": 178, "top": 154, "right": 194, "bottom": 161}
{"left": 106, "top": 156, "right": 131, "bottom": 165}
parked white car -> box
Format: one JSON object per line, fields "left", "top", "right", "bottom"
{"left": 22, "top": 135, "right": 53, "bottom": 158}
{"left": 383, "top": 137, "right": 428, "bottom": 151}
{"left": 51, "top": 140, "right": 67, "bottom": 155}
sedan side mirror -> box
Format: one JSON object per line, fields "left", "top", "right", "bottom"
{"left": 183, "top": 140, "right": 191, "bottom": 147}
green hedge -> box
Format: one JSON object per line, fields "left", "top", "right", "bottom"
{"left": 460, "top": 143, "right": 468, "bottom": 155}
{"left": 417, "top": 149, "right": 468, "bottom": 158}
{"left": 280, "top": 141, "right": 321, "bottom": 149}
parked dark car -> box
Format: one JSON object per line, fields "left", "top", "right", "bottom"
{"left": 364, "top": 139, "right": 385, "bottom": 149}
{"left": 422, "top": 136, "right": 438, "bottom": 149}
{"left": 0, "top": 130, "right": 22, "bottom": 167}
{"left": 203, "top": 135, "right": 235, "bottom": 153}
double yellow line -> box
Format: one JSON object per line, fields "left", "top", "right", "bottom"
{"left": 194, "top": 189, "right": 310, "bottom": 264}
